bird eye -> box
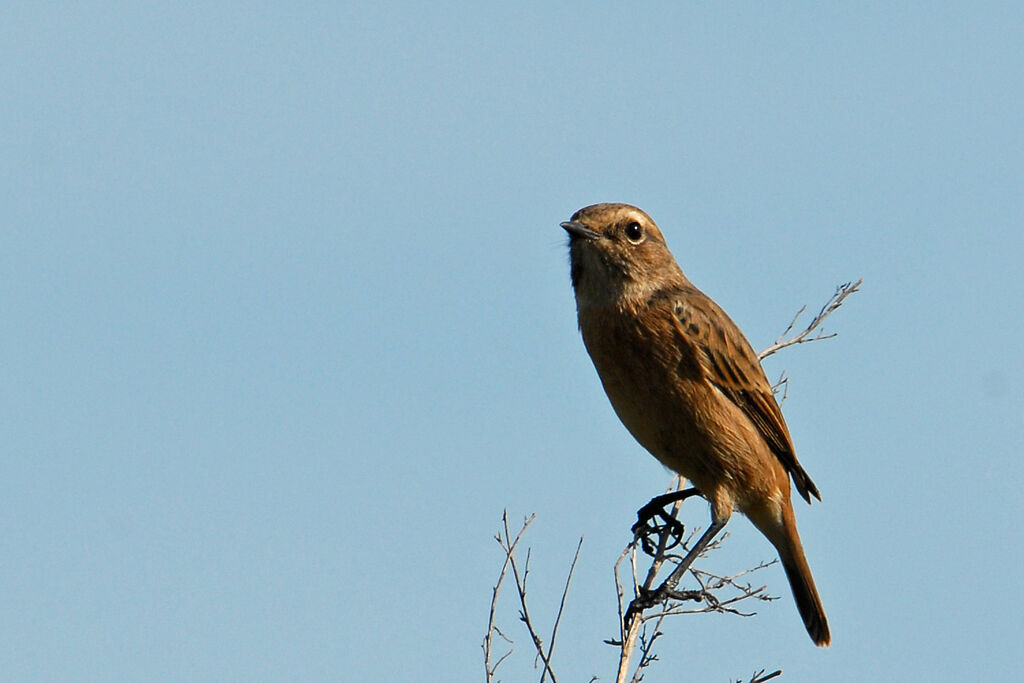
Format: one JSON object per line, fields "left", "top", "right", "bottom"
{"left": 624, "top": 222, "right": 644, "bottom": 243}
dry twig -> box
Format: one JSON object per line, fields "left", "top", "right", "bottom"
{"left": 759, "top": 279, "right": 862, "bottom": 360}
{"left": 483, "top": 511, "right": 534, "bottom": 682}
{"left": 483, "top": 511, "right": 583, "bottom": 683}
{"left": 544, "top": 537, "right": 583, "bottom": 679}
{"left": 770, "top": 371, "right": 790, "bottom": 404}
{"left": 735, "top": 668, "right": 784, "bottom": 683}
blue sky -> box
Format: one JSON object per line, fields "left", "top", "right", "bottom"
{"left": 3, "top": 3, "right": 1022, "bottom": 681}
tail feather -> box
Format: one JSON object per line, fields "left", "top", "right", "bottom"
{"left": 752, "top": 502, "right": 831, "bottom": 646}
{"left": 780, "top": 548, "right": 831, "bottom": 646}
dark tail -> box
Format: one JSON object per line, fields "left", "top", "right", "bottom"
{"left": 754, "top": 503, "right": 831, "bottom": 646}
{"left": 780, "top": 544, "right": 831, "bottom": 646}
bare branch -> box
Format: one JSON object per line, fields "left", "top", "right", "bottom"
{"left": 486, "top": 512, "right": 582, "bottom": 683}
{"left": 630, "top": 616, "right": 667, "bottom": 683}
{"left": 735, "top": 669, "right": 784, "bottom": 683}
{"left": 488, "top": 499, "right": 783, "bottom": 683}
{"left": 770, "top": 371, "right": 790, "bottom": 405}
{"left": 759, "top": 279, "right": 862, "bottom": 360}
{"left": 505, "top": 535, "right": 559, "bottom": 683}
{"left": 483, "top": 510, "right": 535, "bottom": 682}
{"left": 544, "top": 537, "right": 583, "bottom": 682}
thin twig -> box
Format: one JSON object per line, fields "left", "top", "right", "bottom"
{"left": 504, "top": 519, "right": 559, "bottom": 683}
{"left": 770, "top": 371, "right": 790, "bottom": 405}
{"left": 543, "top": 537, "right": 584, "bottom": 683}
{"left": 484, "top": 511, "right": 535, "bottom": 682}
{"left": 630, "top": 615, "right": 667, "bottom": 683}
{"left": 736, "top": 669, "right": 783, "bottom": 683}
{"left": 759, "top": 279, "right": 862, "bottom": 360}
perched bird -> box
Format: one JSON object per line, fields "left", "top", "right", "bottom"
{"left": 562, "top": 203, "right": 830, "bottom": 646}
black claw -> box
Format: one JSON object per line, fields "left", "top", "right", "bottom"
{"left": 631, "top": 488, "right": 704, "bottom": 557}
{"left": 624, "top": 586, "right": 667, "bottom": 628}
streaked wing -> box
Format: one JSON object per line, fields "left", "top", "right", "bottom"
{"left": 670, "top": 287, "right": 821, "bottom": 502}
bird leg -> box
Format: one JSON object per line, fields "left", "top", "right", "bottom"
{"left": 661, "top": 517, "right": 727, "bottom": 592}
{"left": 625, "top": 516, "right": 728, "bottom": 628}
{"left": 631, "top": 487, "right": 704, "bottom": 556}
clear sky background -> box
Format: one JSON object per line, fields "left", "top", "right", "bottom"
{"left": 3, "top": 3, "right": 1022, "bottom": 682}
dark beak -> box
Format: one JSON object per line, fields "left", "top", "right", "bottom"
{"left": 560, "top": 220, "right": 600, "bottom": 240}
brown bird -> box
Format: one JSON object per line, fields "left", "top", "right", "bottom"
{"left": 562, "top": 203, "right": 830, "bottom": 646}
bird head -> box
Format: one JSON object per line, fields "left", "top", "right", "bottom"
{"left": 561, "top": 203, "right": 684, "bottom": 308}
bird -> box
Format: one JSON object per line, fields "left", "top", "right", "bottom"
{"left": 561, "top": 202, "right": 830, "bottom": 646}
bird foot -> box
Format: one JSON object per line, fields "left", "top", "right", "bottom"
{"left": 624, "top": 585, "right": 705, "bottom": 628}
{"left": 631, "top": 488, "right": 703, "bottom": 555}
